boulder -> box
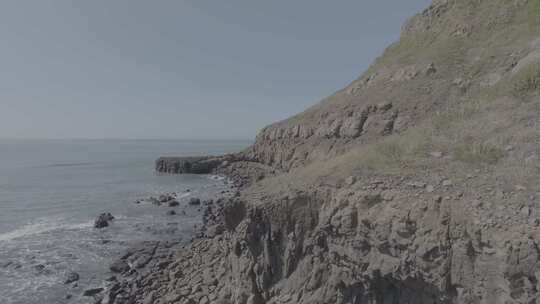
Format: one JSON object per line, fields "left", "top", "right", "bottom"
{"left": 189, "top": 198, "right": 201, "bottom": 205}
{"left": 83, "top": 288, "right": 104, "bottom": 297}
{"left": 149, "top": 197, "right": 161, "bottom": 206}
{"left": 110, "top": 260, "right": 130, "bottom": 273}
{"left": 159, "top": 194, "right": 175, "bottom": 203}
{"left": 94, "top": 213, "right": 114, "bottom": 229}
{"left": 64, "top": 272, "right": 79, "bottom": 284}
{"left": 168, "top": 200, "right": 180, "bottom": 207}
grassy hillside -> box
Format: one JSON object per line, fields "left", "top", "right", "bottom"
{"left": 247, "top": 0, "right": 540, "bottom": 194}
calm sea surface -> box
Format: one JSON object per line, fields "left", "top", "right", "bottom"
{"left": 0, "top": 139, "right": 249, "bottom": 304}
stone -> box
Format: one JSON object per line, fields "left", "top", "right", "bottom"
{"left": 429, "top": 151, "right": 443, "bottom": 158}
{"left": 167, "top": 210, "right": 177, "bottom": 215}
{"left": 94, "top": 213, "right": 114, "bottom": 228}
{"left": 344, "top": 176, "right": 357, "bottom": 186}
{"left": 516, "top": 185, "right": 527, "bottom": 191}
{"left": 110, "top": 260, "right": 130, "bottom": 273}
{"left": 426, "top": 185, "right": 435, "bottom": 193}
{"left": 83, "top": 288, "right": 104, "bottom": 297}
{"left": 168, "top": 200, "right": 180, "bottom": 207}
{"left": 64, "top": 272, "right": 79, "bottom": 284}
{"left": 206, "top": 224, "right": 225, "bottom": 238}
{"left": 408, "top": 181, "right": 426, "bottom": 188}
{"left": 442, "top": 179, "right": 453, "bottom": 187}
{"left": 189, "top": 198, "right": 201, "bottom": 206}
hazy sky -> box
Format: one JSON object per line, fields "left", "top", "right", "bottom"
{"left": 0, "top": 1, "right": 430, "bottom": 140}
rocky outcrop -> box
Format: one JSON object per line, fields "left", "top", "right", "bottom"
{"left": 94, "top": 213, "right": 115, "bottom": 229}
{"left": 106, "top": 171, "right": 540, "bottom": 304}
{"left": 134, "top": 0, "right": 540, "bottom": 303}
{"left": 155, "top": 157, "right": 225, "bottom": 174}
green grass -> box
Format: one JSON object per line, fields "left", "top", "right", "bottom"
{"left": 511, "top": 63, "right": 540, "bottom": 99}
{"left": 454, "top": 142, "right": 504, "bottom": 164}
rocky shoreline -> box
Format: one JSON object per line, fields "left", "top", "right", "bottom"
{"left": 80, "top": 173, "right": 239, "bottom": 304}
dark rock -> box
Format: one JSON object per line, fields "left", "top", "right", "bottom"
{"left": 83, "top": 288, "right": 104, "bottom": 297}
{"left": 33, "top": 264, "right": 45, "bottom": 274}
{"left": 155, "top": 156, "right": 225, "bottom": 174}
{"left": 206, "top": 224, "right": 225, "bottom": 238}
{"left": 149, "top": 197, "right": 161, "bottom": 206}
{"left": 110, "top": 260, "right": 130, "bottom": 273}
{"left": 64, "top": 272, "right": 79, "bottom": 284}
{"left": 159, "top": 194, "right": 175, "bottom": 203}
{"left": 94, "top": 213, "right": 114, "bottom": 229}
{"left": 189, "top": 198, "right": 201, "bottom": 205}
{"left": 167, "top": 200, "right": 180, "bottom": 207}
{"left": 167, "top": 210, "right": 176, "bottom": 216}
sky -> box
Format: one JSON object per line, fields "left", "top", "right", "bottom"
{"left": 0, "top": 0, "right": 431, "bottom": 140}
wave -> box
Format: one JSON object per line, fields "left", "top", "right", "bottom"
{"left": 0, "top": 219, "right": 93, "bottom": 242}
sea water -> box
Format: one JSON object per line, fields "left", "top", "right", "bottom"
{"left": 0, "top": 139, "right": 248, "bottom": 304}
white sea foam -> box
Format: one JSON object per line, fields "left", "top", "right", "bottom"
{"left": 0, "top": 219, "right": 93, "bottom": 242}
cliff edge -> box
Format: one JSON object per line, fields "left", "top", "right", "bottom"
{"left": 134, "top": 1, "right": 540, "bottom": 303}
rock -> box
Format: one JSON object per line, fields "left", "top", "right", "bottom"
{"left": 167, "top": 210, "right": 176, "bottom": 215}
{"left": 189, "top": 198, "right": 201, "bottom": 205}
{"left": 344, "top": 176, "right": 357, "bottom": 186}
{"left": 442, "top": 179, "right": 453, "bottom": 187}
{"left": 64, "top": 272, "right": 80, "bottom": 284}
{"left": 110, "top": 260, "right": 130, "bottom": 274}
{"left": 521, "top": 206, "right": 531, "bottom": 216}
{"left": 168, "top": 200, "right": 180, "bottom": 207}
{"left": 33, "top": 264, "right": 45, "bottom": 274}
{"left": 206, "top": 224, "right": 225, "bottom": 238}
{"left": 149, "top": 197, "right": 161, "bottom": 206}
{"left": 377, "top": 102, "right": 393, "bottom": 112}
{"left": 408, "top": 181, "right": 426, "bottom": 188}
{"left": 516, "top": 185, "right": 527, "bottom": 191}
{"left": 429, "top": 151, "right": 443, "bottom": 158}
{"left": 94, "top": 213, "right": 114, "bottom": 229}
{"left": 426, "top": 185, "right": 435, "bottom": 193}
{"left": 424, "top": 62, "right": 437, "bottom": 75}
{"left": 83, "top": 288, "right": 104, "bottom": 297}
{"left": 159, "top": 194, "right": 175, "bottom": 203}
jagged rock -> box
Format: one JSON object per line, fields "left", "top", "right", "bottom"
{"left": 94, "top": 213, "right": 114, "bottom": 228}
{"left": 189, "top": 198, "right": 201, "bottom": 206}
{"left": 110, "top": 260, "right": 130, "bottom": 273}
{"left": 83, "top": 288, "right": 104, "bottom": 297}
{"left": 64, "top": 272, "right": 79, "bottom": 284}
{"left": 132, "top": 2, "right": 540, "bottom": 304}
{"left": 168, "top": 200, "right": 180, "bottom": 207}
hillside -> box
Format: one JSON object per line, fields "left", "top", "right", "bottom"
{"left": 119, "top": 1, "right": 540, "bottom": 303}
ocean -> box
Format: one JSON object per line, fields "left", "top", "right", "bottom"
{"left": 0, "top": 139, "right": 249, "bottom": 304}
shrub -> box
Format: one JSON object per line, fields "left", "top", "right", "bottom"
{"left": 454, "top": 142, "right": 504, "bottom": 164}
{"left": 512, "top": 63, "right": 540, "bottom": 98}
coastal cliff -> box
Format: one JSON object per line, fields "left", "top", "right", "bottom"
{"left": 109, "top": 1, "right": 540, "bottom": 303}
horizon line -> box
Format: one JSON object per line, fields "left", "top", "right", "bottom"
{"left": 0, "top": 137, "right": 254, "bottom": 142}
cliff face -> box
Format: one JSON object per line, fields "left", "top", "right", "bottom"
{"left": 141, "top": 1, "right": 540, "bottom": 303}
{"left": 244, "top": 0, "right": 540, "bottom": 172}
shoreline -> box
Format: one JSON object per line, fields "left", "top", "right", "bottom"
{"left": 80, "top": 173, "right": 239, "bottom": 304}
